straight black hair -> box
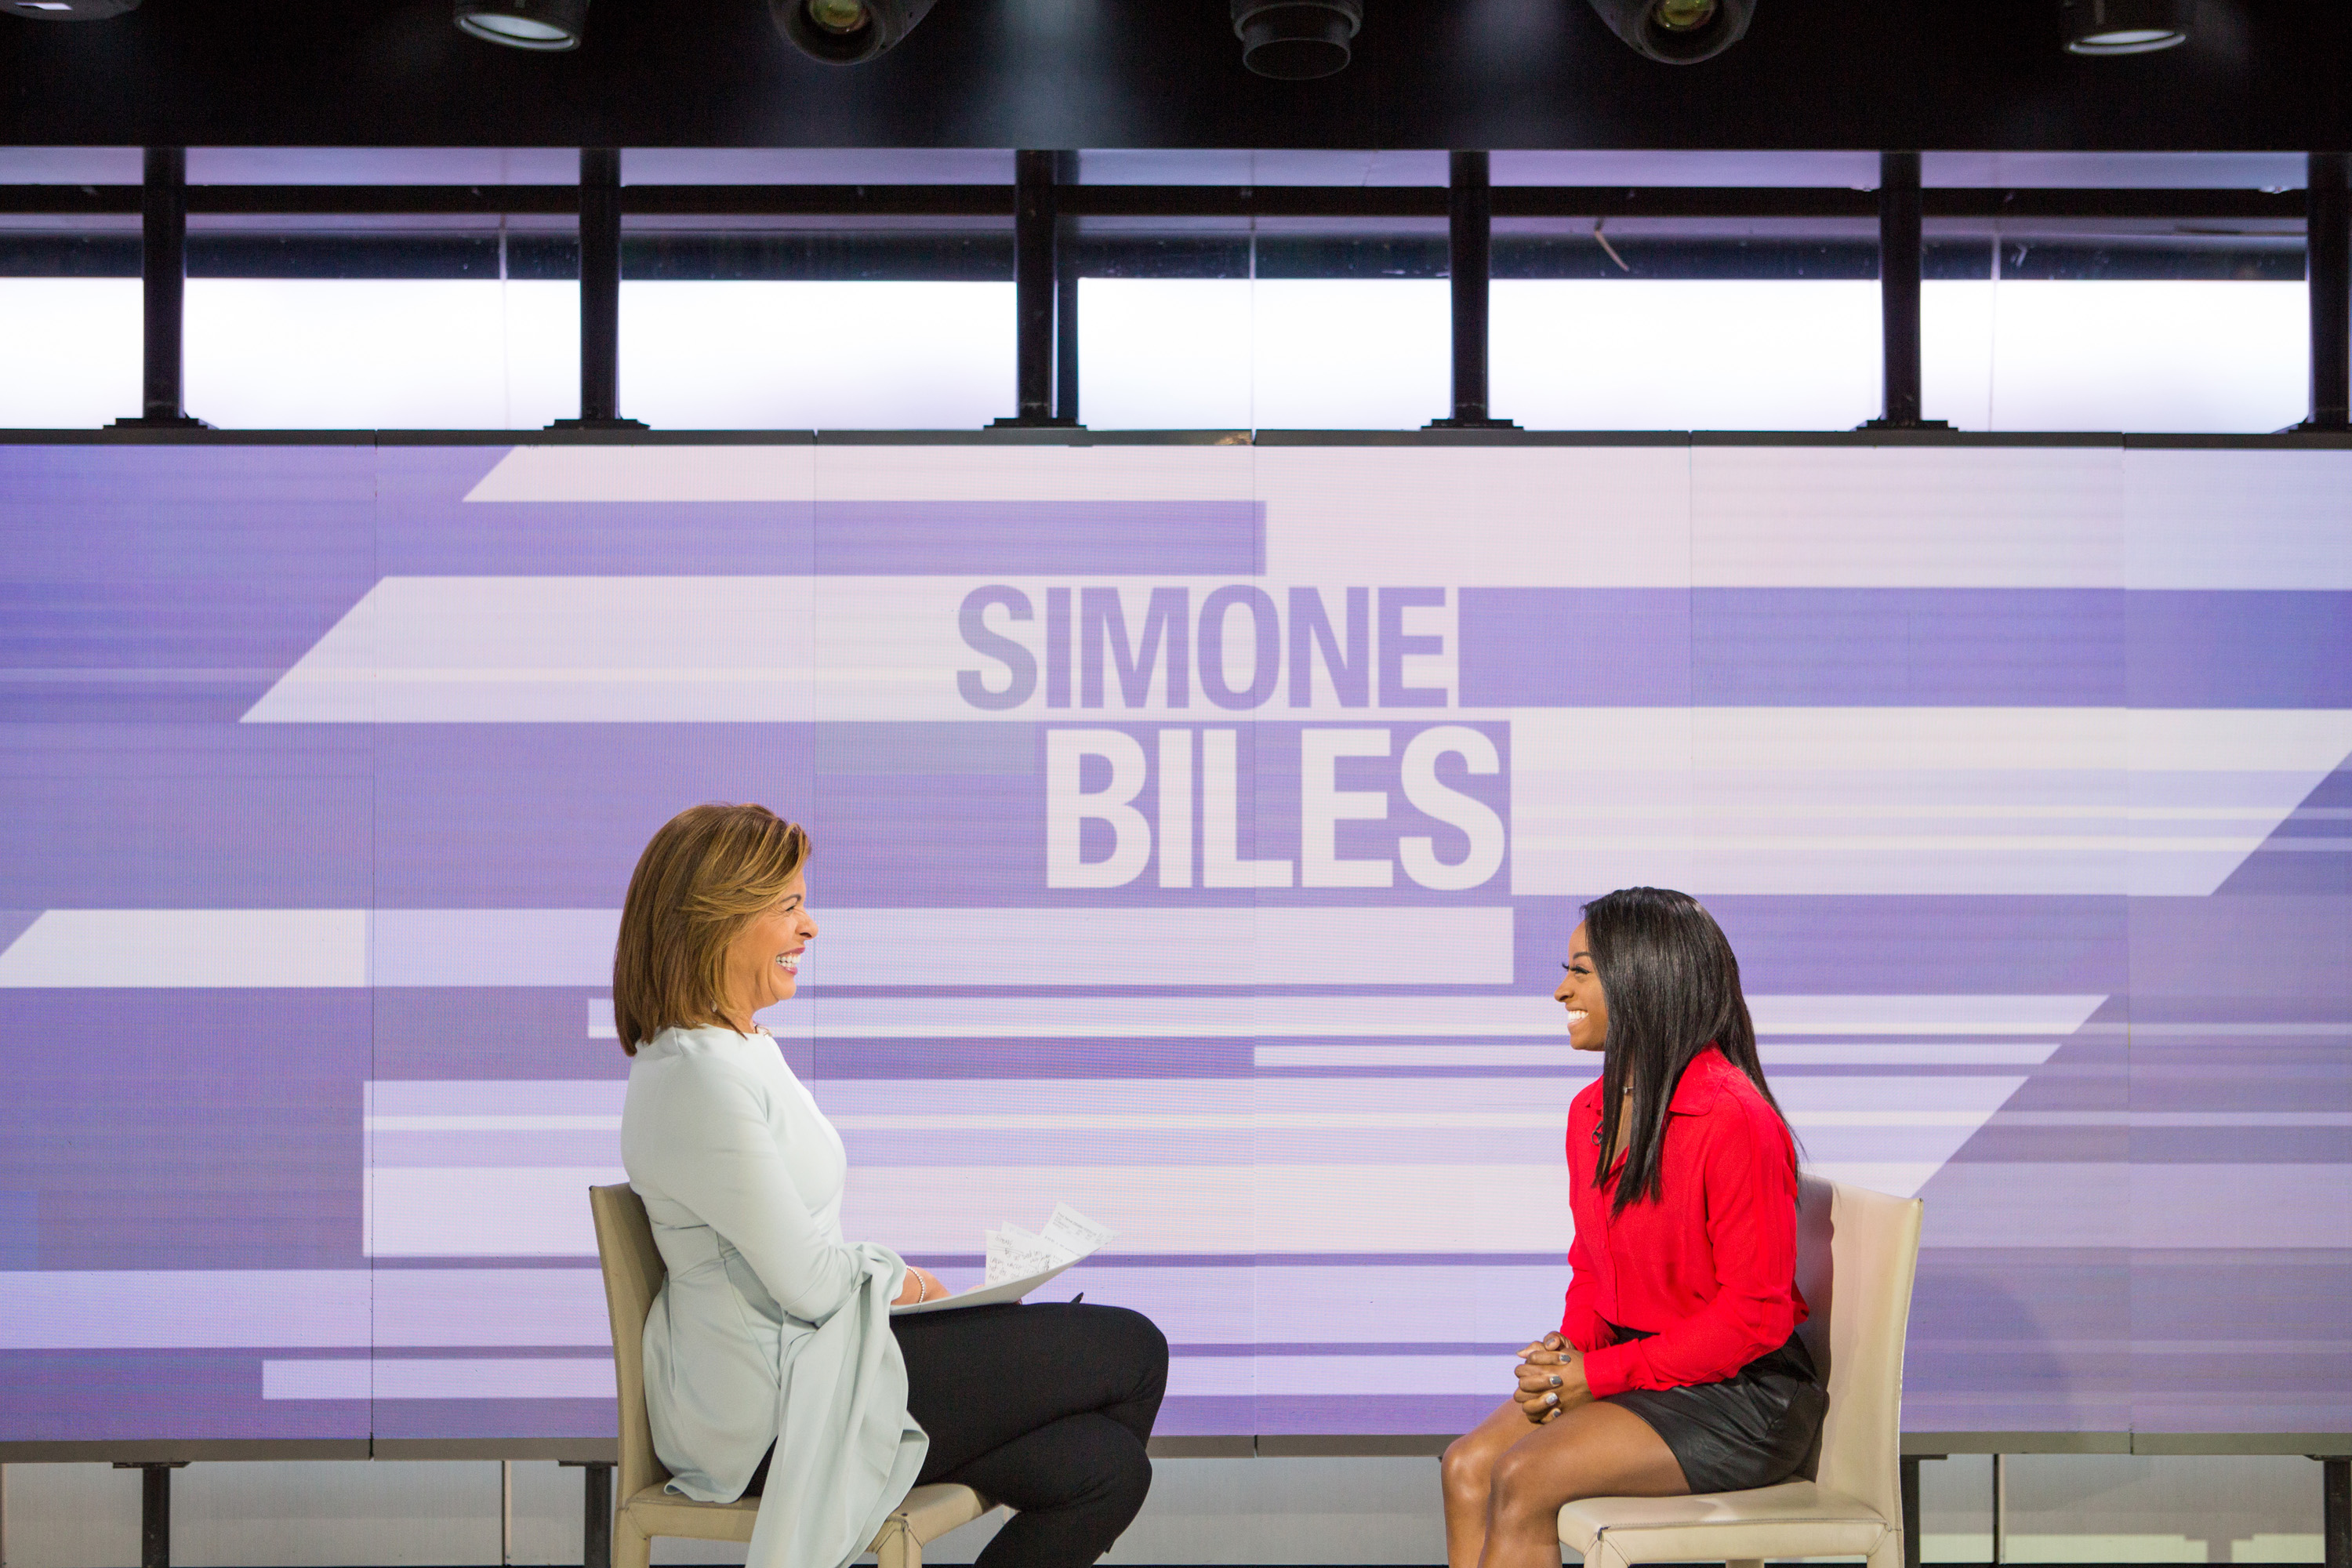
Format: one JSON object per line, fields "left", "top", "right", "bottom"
{"left": 1582, "top": 886, "right": 1788, "bottom": 1213}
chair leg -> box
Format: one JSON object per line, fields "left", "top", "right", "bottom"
{"left": 872, "top": 1515, "right": 918, "bottom": 1568}
{"left": 610, "top": 1510, "right": 652, "bottom": 1568}
{"left": 1726, "top": 1559, "right": 1766, "bottom": 1568}
{"left": 1867, "top": 1528, "right": 1905, "bottom": 1568}
{"left": 1584, "top": 1538, "right": 1628, "bottom": 1568}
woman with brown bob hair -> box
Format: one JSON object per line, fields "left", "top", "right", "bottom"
{"left": 615, "top": 804, "right": 1167, "bottom": 1568}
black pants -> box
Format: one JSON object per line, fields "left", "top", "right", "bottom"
{"left": 750, "top": 1302, "right": 1168, "bottom": 1568}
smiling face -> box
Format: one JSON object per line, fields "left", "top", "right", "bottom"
{"left": 717, "top": 870, "right": 817, "bottom": 1029}
{"left": 1553, "top": 921, "right": 1609, "bottom": 1053}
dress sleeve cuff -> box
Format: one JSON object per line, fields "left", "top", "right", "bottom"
{"left": 1580, "top": 1343, "right": 1635, "bottom": 1399}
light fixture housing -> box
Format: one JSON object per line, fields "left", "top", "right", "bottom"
{"left": 2061, "top": 0, "right": 2192, "bottom": 54}
{"left": 1583, "top": 0, "right": 1754, "bottom": 63}
{"left": 454, "top": 0, "right": 588, "bottom": 51}
{"left": 1232, "top": 0, "right": 1361, "bottom": 80}
{"left": 3, "top": 0, "right": 139, "bottom": 18}
{"left": 769, "top": 0, "right": 939, "bottom": 64}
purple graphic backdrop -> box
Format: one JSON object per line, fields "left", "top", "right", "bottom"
{"left": 0, "top": 439, "right": 2345, "bottom": 1446}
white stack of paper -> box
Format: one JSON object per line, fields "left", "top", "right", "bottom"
{"left": 891, "top": 1203, "right": 1116, "bottom": 1316}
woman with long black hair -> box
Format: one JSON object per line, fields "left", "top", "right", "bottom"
{"left": 1439, "top": 887, "right": 1824, "bottom": 1568}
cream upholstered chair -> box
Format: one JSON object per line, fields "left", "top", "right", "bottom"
{"left": 1558, "top": 1175, "right": 1925, "bottom": 1568}
{"left": 590, "top": 1183, "right": 996, "bottom": 1568}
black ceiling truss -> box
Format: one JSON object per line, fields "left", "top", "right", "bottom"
{"left": 0, "top": 183, "right": 2319, "bottom": 222}
{"left": 20, "top": 149, "right": 2351, "bottom": 436}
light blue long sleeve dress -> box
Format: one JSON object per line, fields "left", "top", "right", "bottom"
{"left": 620, "top": 1025, "right": 929, "bottom": 1568}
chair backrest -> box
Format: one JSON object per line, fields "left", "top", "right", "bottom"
{"left": 590, "top": 1181, "right": 674, "bottom": 1503}
{"left": 1792, "top": 1176, "right": 1924, "bottom": 1525}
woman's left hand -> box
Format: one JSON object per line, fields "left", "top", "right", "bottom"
{"left": 1513, "top": 1340, "right": 1592, "bottom": 1424}
{"left": 892, "top": 1265, "right": 947, "bottom": 1307}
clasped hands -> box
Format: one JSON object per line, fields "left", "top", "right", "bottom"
{"left": 1513, "top": 1332, "right": 1592, "bottom": 1425}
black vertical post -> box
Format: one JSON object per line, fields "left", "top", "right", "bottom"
{"left": 112, "top": 1462, "right": 186, "bottom": 1568}
{"left": 113, "top": 148, "right": 205, "bottom": 429}
{"left": 995, "top": 151, "right": 1069, "bottom": 427}
{"left": 579, "top": 147, "right": 621, "bottom": 423}
{"left": 557, "top": 148, "right": 644, "bottom": 430}
{"left": 1428, "top": 150, "right": 1514, "bottom": 430}
{"left": 140, "top": 148, "right": 188, "bottom": 423}
{"left": 141, "top": 1465, "right": 169, "bottom": 1568}
{"left": 1865, "top": 150, "right": 1944, "bottom": 430}
{"left": 2324, "top": 1456, "right": 2349, "bottom": 1568}
{"left": 1900, "top": 1455, "right": 1929, "bottom": 1568}
{"left": 143, "top": 1467, "right": 170, "bottom": 1568}
{"left": 1054, "top": 151, "right": 1081, "bottom": 426}
{"left": 2301, "top": 152, "right": 2350, "bottom": 430}
{"left": 552, "top": 149, "right": 642, "bottom": 430}
{"left": 571, "top": 1461, "right": 612, "bottom": 1568}
{"left": 1053, "top": 258, "right": 1080, "bottom": 425}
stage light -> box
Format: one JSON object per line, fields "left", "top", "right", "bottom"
{"left": 2060, "top": 0, "right": 2191, "bottom": 54}
{"left": 454, "top": 0, "right": 588, "bottom": 51}
{"left": 1232, "top": 0, "right": 1360, "bottom": 80}
{"left": 2, "top": 0, "right": 139, "bottom": 17}
{"left": 769, "top": 0, "right": 938, "bottom": 64}
{"left": 1583, "top": 0, "right": 1753, "bottom": 63}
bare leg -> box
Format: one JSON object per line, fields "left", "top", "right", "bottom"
{"left": 1441, "top": 1399, "right": 1541, "bottom": 1568}
{"left": 1479, "top": 1402, "right": 1688, "bottom": 1568}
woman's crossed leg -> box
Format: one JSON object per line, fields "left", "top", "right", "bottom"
{"left": 1439, "top": 1396, "right": 1688, "bottom": 1568}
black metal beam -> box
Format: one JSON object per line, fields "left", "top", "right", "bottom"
{"left": 1880, "top": 151, "right": 1923, "bottom": 426}
{"left": 2325, "top": 1456, "right": 2349, "bottom": 1568}
{"left": 111, "top": 150, "right": 205, "bottom": 430}
{"left": 994, "top": 150, "right": 1074, "bottom": 428}
{"left": 1864, "top": 151, "right": 1947, "bottom": 431}
{"left": 1054, "top": 150, "right": 1080, "bottom": 424}
{"left": 2302, "top": 152, "right": 2350, "bottom": 430}
{"left": 111, "top": 1461, "right": 188, "bottom": 1568}
{"left": 1900, "top": 1455, "right": 1918, "bottom": 1568}
{"left": 1900, "top": 1454, "right": 1943, "bottom": 1568}
{"left": 0, "top": 183, "right": 2317, "bottom": 224}
{"left": 1054, "top": 256, "right": 1080, "bottom": 424}
{"left": 561, "top": 1459, "right": 612, "bottom": 1568}
{"left": 582, "top": 148, "right": 623, "bottom": 423}
{"left": 143, "top": 1464, "right": 169, "bottom": 1568}
{"left": 553, "top": 150, "right": 644, "bottom": 431}
{"left": 140, "top": 148, "right": 191, "bottom": 423}
{"left": 584, "top": 1461, "right": 611, "bottom": 1568}
{"left": 1428, "top": 151, "right": 1514, "bottom": 430}
{"left": 1017, "top": 148, "right": 1056, "bottom": 424}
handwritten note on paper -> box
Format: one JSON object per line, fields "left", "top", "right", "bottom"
{"left": 898, "top": 1203, "right": 1119, "bottom": 1316}
{"left": 985, "top": 1222, "right": 1062, "bottom": 1287}
{"left": 1040, "top": 1202, "right": 1117, "bottom": 1260}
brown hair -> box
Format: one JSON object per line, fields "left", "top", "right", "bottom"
{"left": 612, "top": 803, "right": 811, "bottom": 1056}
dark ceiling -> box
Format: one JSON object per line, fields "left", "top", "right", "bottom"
{"left": 1, "top": 0, "right": 2347, "bottom": 154}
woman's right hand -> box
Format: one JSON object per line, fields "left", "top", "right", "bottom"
{"left": 1514, "top": 1333, "right": 1581, "bottom": 1424}
{"left": 892, "top": 1265, "right": 947, "bottom": 1307}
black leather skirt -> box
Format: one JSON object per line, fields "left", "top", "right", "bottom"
{"left": 1598, "top": 1323, "right": 1828, "bottom": 1495}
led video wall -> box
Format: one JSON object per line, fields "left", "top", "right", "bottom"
{"left": 0, "top": 437, "right": 2345, "bottom": 1445}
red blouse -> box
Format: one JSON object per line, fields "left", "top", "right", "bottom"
{"left": 1559, "top": 1045, "right": 1807, "bottom": 1398}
